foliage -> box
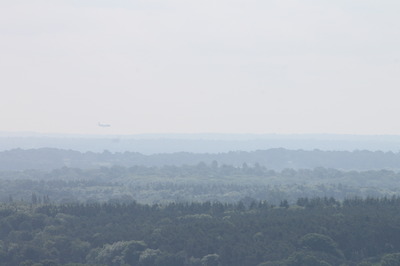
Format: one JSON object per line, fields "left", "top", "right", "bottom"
{"left": 0, "top": 198, "right": 400, "bottom": 265}
{"left": 1, "top": 164, "right": 400, "bottom": 205}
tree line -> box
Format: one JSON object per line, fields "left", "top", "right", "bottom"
{"left": 2, "top": 148, "right": 400, "bottom": 171}
{"left": 1, "top": 164, "right": 400, "bottom": 205}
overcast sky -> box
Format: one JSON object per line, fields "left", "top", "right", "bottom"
{"left": 1, "top": 0, "right": 400, "bottom": 135}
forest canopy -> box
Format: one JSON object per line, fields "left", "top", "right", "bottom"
{"left": 1, "top": 197, "right": 400, "bottom": 266}
{"left": 2, "top": 148, "right": 400, "bottom": 265}
{"left": 1, "top": 163, "right": 400, "bottom": 205}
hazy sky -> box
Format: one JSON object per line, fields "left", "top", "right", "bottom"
{"left": 1, "top": 0, "right": 400, "bottom": 135}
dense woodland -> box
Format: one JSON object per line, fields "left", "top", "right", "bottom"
{"left": 1, "top": 164, "right": 400, "bottom": 204}
{"left": 2, "top": 198, "right": 400, "bottom": 265}
{"left": 2, "top": 148, "right": 400, "bottom": 265}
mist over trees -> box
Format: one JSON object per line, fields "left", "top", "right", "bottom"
{"left": 2, "top": 133, "right": 400, "bottom": 153}
{"left": 2, "top": 145, "right": 400, "bottom": 265}
{"left": 1, "top": 164, "right": 400, "bottom": 205}
{"left": 1, "top": 148, "right": 400, "bottom": 171}
{"left": 3, "top": 0, "right": 400, "bottom": 264}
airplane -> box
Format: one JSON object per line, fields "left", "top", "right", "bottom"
{"left": 98, "top": 122, "right": 111, "bottom": 128}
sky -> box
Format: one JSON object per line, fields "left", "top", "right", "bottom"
{"left": 1, "top": 0, "right": 400, "bottom": 135}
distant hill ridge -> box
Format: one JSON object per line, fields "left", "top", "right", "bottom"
{"left": 0, "top": 148, "right": 399, "bottom": 171}
{"left": 2, "top": 133, "right": 400, "bottom": 154}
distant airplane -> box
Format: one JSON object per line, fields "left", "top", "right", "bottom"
{"left": 98, "top": 122, "right": 111, "bottom": 128}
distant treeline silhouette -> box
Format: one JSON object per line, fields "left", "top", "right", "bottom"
{"left": 1, "top": 147, "right": 400, "bottom": 171}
